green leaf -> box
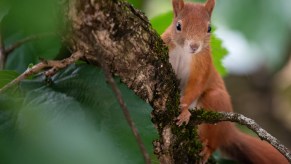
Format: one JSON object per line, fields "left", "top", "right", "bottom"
{"left": 2, "top": 0, "right": 61, "bottom": 35}
{"left": 150, "top": 11, "right": 173, "bottom": 35}
{"left": 1, "top": 64, "right": 158, "bottom": 164}
{"left": 211, "top": 27, "right": 228, "bottom": 76}
{"left": 2, "top": 0, "right": 62, "bottom": 72}
{"left": 126, "top": 0, "right": 143, "bottom": 9}
{"left": 0, "top": 0, "right": 10, "bottom": 22}
{"left": 0, "top": 70, "right": 19, "bottom": 88}
{"left": 4, "top": 34, "right": 38, "bottom": 72}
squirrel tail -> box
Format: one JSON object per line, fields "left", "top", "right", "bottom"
{"left": 220, "top": 129, "right": 288, "bottom": 164}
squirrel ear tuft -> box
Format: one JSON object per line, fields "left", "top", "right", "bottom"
{"left": 172, "top": 0, "right": 184, "bottom": 17}
{"left": 205, "top": 0, "right": 215, "bottom": 16}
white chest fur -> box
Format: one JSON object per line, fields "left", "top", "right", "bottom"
{"left": 169, "top": 45, "right": 193, "bottom": 89}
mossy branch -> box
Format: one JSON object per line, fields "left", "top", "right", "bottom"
{"left": 0, "top": 51, "right": 83, "bottom": 93}
{"left": 190, "top": 110, "right": 291, "bottom": 162}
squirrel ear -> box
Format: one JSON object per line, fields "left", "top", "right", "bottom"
{"left": 205, "top": 0, "right": 215, "bottom": 16}
{"left": 172, "top": 0, "right": 185, "bottom": 17}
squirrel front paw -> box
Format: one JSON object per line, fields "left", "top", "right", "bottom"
{"left": 176, "top": 110, "right": 191, "bottom": 126}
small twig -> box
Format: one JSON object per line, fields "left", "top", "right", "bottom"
{"left": 0, "top": 32, "right": 55, "bottom": 70}
{"left": 93, "top": 41, "right": 151, "bottom": 163}
{"left": 92, "top": 29, "right": 151, "bottom": 163}
{"left": 192, "top": 110, "right": 291, "bottom": 162}
{"left": 0, "top": 26, "right": 6, "bottom": 70}
{"left": 0, "top": 51, "right": 83, "bottom": 93}
{"left": 100, "top": 60, "right": 151, "bottom": 164}
{"left": 4, "top": 33, "right": 55, "bottom": 55}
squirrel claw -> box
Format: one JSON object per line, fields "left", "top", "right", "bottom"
{"left": 176, "top": 110, "right": 191, "bottom": 126}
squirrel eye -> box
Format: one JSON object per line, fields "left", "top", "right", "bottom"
{"left": 207, "top": 25, "right": 212, "bottom": 33}
{"left": 176, "top": 21, "right": 182, "bottom": 32}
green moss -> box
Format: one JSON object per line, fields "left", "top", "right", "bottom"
{"left": 192, "top": 110, "right": 223, "bottom": 124}
{"left": 169, "top": 109, "right": 226, "bottom": 163}
{"left": 171, "top": 123, "right": 203, "bottom": 162}
{"left": 167, "top": 97, "right": 204, "bottom": 162}
{"left": 159, "top": 47, "right": 169, "bottom": 62}
{"left": 151, "top": 85, "right": 179, "bottom": 128}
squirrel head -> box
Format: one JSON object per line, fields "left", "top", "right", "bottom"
{"left": 171, "top": 0, "right": 215, "bottom": 54}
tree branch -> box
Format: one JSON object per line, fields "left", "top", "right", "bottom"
{"left": 0, "top": 32, "right": 55, "bottom": 70}
{"left": 0, "top": 27, "right": 5, "bottom": 70}
{"left": 0, "top": 51, "right": 83, "bottom": 93}
{"left": 4, "top": 33, "right": 55, "bottom": 55}
{"left": 191, "top": 110, "right": 291, "bottom": 162}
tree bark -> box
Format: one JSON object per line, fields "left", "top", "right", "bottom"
{"left": 66, "top": 0, "right": 202, "bottom": 163}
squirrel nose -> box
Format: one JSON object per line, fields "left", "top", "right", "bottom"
{"left": 190, "top": 43, "right": 199, "bottom": 53}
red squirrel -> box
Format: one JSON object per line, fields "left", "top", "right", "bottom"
{"left": 161, "top": 0, "right": 288, "bottom": 163}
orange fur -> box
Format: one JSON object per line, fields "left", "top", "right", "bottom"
{"left": 161, "top": 0, "right": 288, "bottom": 163}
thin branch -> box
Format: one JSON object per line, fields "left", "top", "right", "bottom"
{"left": 0, "top": 51, "right": 83, "bottom": 93}
{"left": 91, "top": 27, "right": 151, "bottom": 163}
{"left": 93, "top": 31, "right": 151, "bottom": 163}
{"left": 191, "top": 110, "right": 291, "bottom": 162}
{"left": 4, "top": 33, "right": 55, "bottom": 55}
{"left": 99, "top": 57, "right": 151, "bottom": 164}
{"left": 0, "top": 26, "right": 5, "bottom": 70}
{"left": 0, "top": 33, "right": 55, "bottom": 70}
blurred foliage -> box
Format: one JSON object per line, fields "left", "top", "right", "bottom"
{"left": 127, "top": 0, "right": 144, "bottom": 9}
{"left": 150, "top": 11, "right": 173, "bottom": 35}
{"left": 210, "top": 27, "right": 228, "bottom": 76}
{"left": 1, "top": 0, "right": 62, "bottom": 73}
{"left": 0, "top": 64, "right": 158, "bottom": 164}
{"left": 0, "top": 0, "right": 10, "bottom": 22}
{"left": 0, "top": 70, "right": 19, "bottom": 88}
{"left": 213, "top": 0, "right": 291, "bottom": 71}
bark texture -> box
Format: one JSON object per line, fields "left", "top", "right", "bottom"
{"left": 66, "top": 0, "right": 202, "bottom": 163}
